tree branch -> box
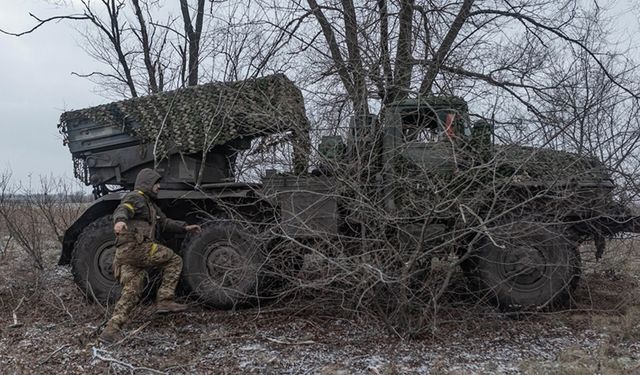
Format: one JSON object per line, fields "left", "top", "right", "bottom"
{"left": 469, "top": 8, "right": 640, "bottom": 99}
{"left": 307, "top": 0, "right": 356, "bottom": 99}
{"left": 0, "top": 13, "right": 88, "bottom": 37}
{"left": 132, "top": 0, "right": 159, "bottom": 93}
{"left": 420, "top": 0, "right": 475, "bottom": 95}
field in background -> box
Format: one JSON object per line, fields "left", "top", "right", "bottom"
{"left": 0, "top": 208, "right": 638, "bottom": 374}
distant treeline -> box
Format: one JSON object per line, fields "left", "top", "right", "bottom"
{"left": 3, "top": 193, "right": 92, "bottom": 204}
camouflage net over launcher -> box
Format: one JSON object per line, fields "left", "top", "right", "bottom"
{"left": 59, "top": 74, "right": 309, "bottom": 157}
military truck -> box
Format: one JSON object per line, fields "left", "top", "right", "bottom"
{"left": 57, "top": 74, "right": 638, "bottom": 311}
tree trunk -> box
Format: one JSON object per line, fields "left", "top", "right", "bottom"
{"left": 180, "top": 0, "right": 205, "bottom": 87}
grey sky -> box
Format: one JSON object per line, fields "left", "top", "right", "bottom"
{"left": 0, "top": 0, "right": 103, "bottom": 187}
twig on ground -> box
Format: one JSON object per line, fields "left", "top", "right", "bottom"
{"left": 91, "top": 347, "right": 167, "bottom": 374}
{"left": 1, "top": 233, "right": 12, "bottom": 255}
{"left": 263, "top": 335, "right": 316, "bottom": 345}
{"left": 9, "top": 296, "right": 25, "bottom": 328}
{"left": 86, "top": 283, "right": 107, "bottom": 315}
{"left": 38, "top": 344, "right": 71, "bottom": 366}
{"left": 55, "top": 293, "right": 74, "bottom": 321}
{"left": 127, "top": 321, "right": 151, "bottom": 337}
{"left": 106, "top": 321, "right": 152, "bottom": 347}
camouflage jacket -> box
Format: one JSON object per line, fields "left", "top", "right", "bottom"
{"left": 113, "top": 169, "right": 186, "bottom": 244}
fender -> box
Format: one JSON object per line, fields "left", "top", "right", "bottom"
{"left": 58, "top": 193, "right": 122, "bottom": 265}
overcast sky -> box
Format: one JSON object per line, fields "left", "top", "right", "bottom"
{"left": 0, "top": 0, "right": 104, "bottom": 187}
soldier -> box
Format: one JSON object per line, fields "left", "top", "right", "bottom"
{"left": 99, "top": 168, "right": 201, "bottom": 344}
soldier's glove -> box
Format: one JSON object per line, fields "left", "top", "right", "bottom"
{"left": 185, "top": 224, "right": 201, "bottom": 234}
{"left": 114, "top": 221, "right": 128, "bottom": 234}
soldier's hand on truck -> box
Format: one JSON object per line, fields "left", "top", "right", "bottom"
{"left": 114, "top": 221, "right": 128, "bottom": 234}
{"left": 185, "top": 224, "right": 201, "bottom": 234}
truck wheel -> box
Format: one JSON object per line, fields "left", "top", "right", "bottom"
{"left": 71, "top": 216, "right": 121, "bottom": 304}
{"left": 464, "top": 222, "right": 581, "bottom": 311}
{"left": 181, "top": 221, "right": 265, "bottom": 309}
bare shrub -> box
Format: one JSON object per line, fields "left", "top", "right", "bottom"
{"left": 0, "top": 170, "right": 88, "bottom": 270}
{"left": 29, "top": 175, "right": 89, "bottom": 246}
{"left": 208, "top": 104, "right": 637, "bottom": 338}
{"left": 0, "top": 170, "right": 47, "bottom": 270}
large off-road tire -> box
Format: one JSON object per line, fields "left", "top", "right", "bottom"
{"left": 71, "top": 216, "right": 121, "bottom": 304}
{"left": 181, "top": 221, "right": 265, "bottom": 309}
{"left": 463, "top": 221, "right": 581, "bottom": 311}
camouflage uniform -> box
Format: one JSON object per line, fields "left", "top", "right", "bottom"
{"left": 106, "top": 169, "right": 187, "bottom": 331}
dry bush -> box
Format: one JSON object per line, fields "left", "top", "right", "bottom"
{"left": 214, "top": 126, "right": 631, "bottom": 339}
{"left": 0, "top": 170, "right": 47, "bottom": 269}
{"left": 27, "top": 175, "right": 90, "bottom": 245}
{"left": 0, "top": 170, "right": 88, "bottom": 270}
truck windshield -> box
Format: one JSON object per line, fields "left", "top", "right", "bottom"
{"left": 402, "top": 109, "right": 470, "bottom": 142}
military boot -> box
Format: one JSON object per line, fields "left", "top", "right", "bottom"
{"left": 155, "top": 300, "right": 189, "bottom": 314}
{"left": 99, "top": 323, "right": 123, "bottom": 345}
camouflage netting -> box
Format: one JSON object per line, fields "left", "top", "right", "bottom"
{"left": 59, "top": 74, "right": 309, "bottom": 158}
{"left": 495, "top": 145, "right": 607, "bottom": 182}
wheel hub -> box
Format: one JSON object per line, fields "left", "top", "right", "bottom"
{"left": 501, "top": 245, "right": 546, "bottom": 286}
{"left": 96, "top": 242, "right": 116, "bottom": 282}
{"left": 205, "top": 243, "right": 246, "bottom": 287}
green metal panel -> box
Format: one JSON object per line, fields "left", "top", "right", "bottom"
{"left": 262, "top": 174, "right": 338, "bottom": 237}
{"left": 401, "top": 141, "right": 457, "bottom": 175}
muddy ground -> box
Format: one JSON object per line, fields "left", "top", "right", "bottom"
{"left": 0, "top": 241, "right": 639, "bottom": 374}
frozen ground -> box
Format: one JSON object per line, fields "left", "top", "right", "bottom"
{"left": 0, "top": 244, "right": 639, "bottom": 374}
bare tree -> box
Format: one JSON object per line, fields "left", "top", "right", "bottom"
{"left": 74, "top": 0, "right": 140, "bottom": 97}
{"left": 295, "top": 1, "right": 639, "bottom": 126}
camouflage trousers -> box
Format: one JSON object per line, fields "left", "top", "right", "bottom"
{"left": 107, "top": 240, "right": 182, "bottom": 329}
